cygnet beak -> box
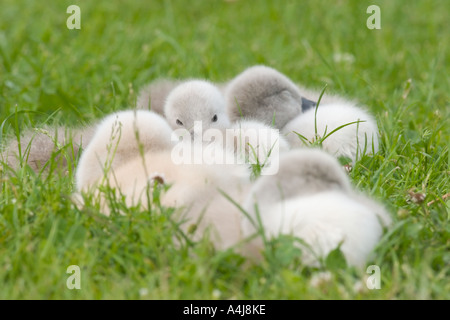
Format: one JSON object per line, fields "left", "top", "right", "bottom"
{"left": 301, "top": 97, "right": 317, "bottom": 112}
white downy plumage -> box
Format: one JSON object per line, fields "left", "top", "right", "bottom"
{"left": 241, "top": 149, "right": 391, "bottom": 267}
{"left": 164, "top": 80, "right": 231, "bottom": 135}
{"left": 75, "top": 110, "right": 174, "bottom": 190}
{"left": 225, "top": 119, "right": 290, "bottom": 175}
{"left": 75, "top": 108, "right": 251, "bottom": 251}
{"left": 282, "top": 102, "right": 379, "bottom": 162}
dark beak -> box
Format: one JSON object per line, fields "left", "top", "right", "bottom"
{"left": 301, "top": 97, "right": 317, "bottom": 112}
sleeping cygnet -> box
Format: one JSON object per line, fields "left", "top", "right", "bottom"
{"left": 1, "top": 124, "right": 95, "bottom": 174}
{"left": 97, "top": 151, "right": 251, "bottom": 250}
{"left": 75, "top": 110, "right": 174, "bottom": 190}
{"left": 241, "top": 149, "right": 391, "bottom": 267}
{"left": 163, "top": 79, "right": 292, "bottom": 175}
{"left": 281, "top": 102, "right": 380, "bottom": 163}
{"left": 136, "top": 79, "right": 183, "bottom": 116}
{"left": 76, "top": 134, "right": 251, "bottom": 250}
{"left": 74, "top": 108, "right": 252, "bottom": 250}
{"left": 225, "top": 65, "right": 317, "bottom": 129}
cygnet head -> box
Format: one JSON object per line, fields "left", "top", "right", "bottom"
{"left": 247, "top": 148, "right": 352, "bottom": 206}
{"left": 164, "top": 80, "right": 231, "bottom": 138}
{"left": 225, "top": 65, "right": 315, "bottom": 129}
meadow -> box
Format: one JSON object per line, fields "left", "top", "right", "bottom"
{"left": 0, "top": 0, "right": 448, "bottom": 299}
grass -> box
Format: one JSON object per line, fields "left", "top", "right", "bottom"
{"left": 0, "top": 0, "right": 449, "bottom": 299}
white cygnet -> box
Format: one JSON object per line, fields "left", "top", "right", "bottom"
{"left": 74, "top": 107, "right": 253, "bottom": 250}
{"left": 282, "top": 102, "right": 380, "bottom": 162}
{"left": 164, "top": 80, "right": 231, "bottom": 138}
{"left": 75, "top": 110, "right": 174, "bottom": 190}
{"left": 137, "top": 79, "right": 229, "bottom": 117}
{"left": 241, "top": 149, "right": 391, "bottom": 267}
{"left": 103, "top": 150, "right": 251, "bottom": 250}
{"left": 162, "top": 80, "right": 290, "bottom": 175}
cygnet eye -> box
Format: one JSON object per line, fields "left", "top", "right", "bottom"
{"left": 212, "top": 114, "right": 218, "bottom": 122}
{"left": 176, "top": 119, "right": 183, "bottom": 126}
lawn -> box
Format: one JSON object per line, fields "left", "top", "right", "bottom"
{"left": 0, "top": 0, "right": 448, "bottom": 299}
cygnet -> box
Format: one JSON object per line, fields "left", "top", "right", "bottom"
{"left": 75, "top": 110, "right": 174, "bottom": 190}
{"left": 136, "top": 79, "right": 183, "bottom": 116}
{"left": 1, "top": 125, "right": 95, "bottom": 174}
{"left": 225, "top": 65, "right": 317, "bottom": 129}
{"left": 282, "top": 102, "right": 380, "bottom": 162}
{"left": 164, "top": 80, "right": 231, "bottom": 139}
{"left": 241, "top": 149, "right": 391, "bottom": 267}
